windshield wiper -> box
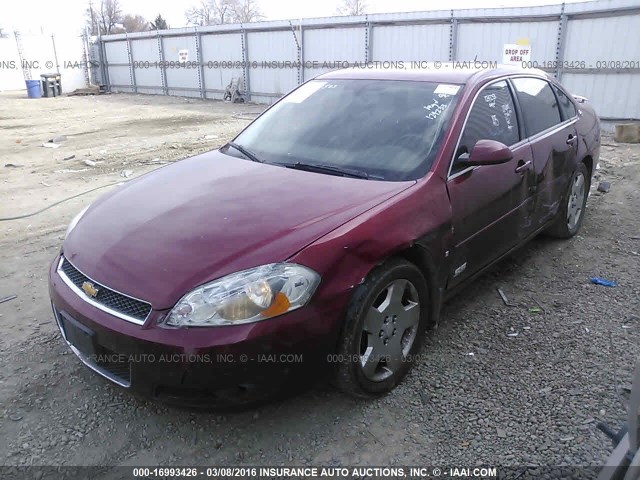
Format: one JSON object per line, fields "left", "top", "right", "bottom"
{"left": 224, "top": 142, "right": 264, "bottom": 163}
{"left": 279, "top": 162, "right": 382, "bottom": 180}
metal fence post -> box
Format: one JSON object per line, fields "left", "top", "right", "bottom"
{"left": 289, "top": 20, "right": 302, "bottom": 85}
{"left": 449, "top": 10, "right": 458, "bottom": 62}
{"left": 299, "top": 24, "right": 305, "bottom": 83}
{"left": 157, "top": 33, "right": 168, "bottom": 95}
{"left": 241, "top": 26, "right": 251, "bottom": 101}
{"left": 80, "top": 32, "right": 91, "bottom": 87}
{"left": 99, "top": 36, "right": 110, "bottom": 90}
{"left": 555, "top": 2, "right": 568, "bottom": 80}
{"left": 196, "top": 29, "right": 206, "bottom": 98}
{"left": 126, "top": 34, "right": 137, "bottom": 93}
{"left": 51, "top": 34, "right": 60, "bottom": 73}
{"left": 365, "top": 16, "right": 374, "bottom": 63}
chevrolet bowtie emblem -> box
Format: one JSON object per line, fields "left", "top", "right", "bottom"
{"left": 81, "top": 281, "right": 99, "bottom": 298}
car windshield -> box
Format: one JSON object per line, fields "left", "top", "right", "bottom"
{"left": 228, "top": 79, "right": 461, "bottom": 181}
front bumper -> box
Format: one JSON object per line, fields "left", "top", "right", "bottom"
{"left": 48, "top": 255, "right": 346, "bottom": 406}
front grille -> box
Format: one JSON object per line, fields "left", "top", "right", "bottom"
{"left": 94, "top": 347, "right": 132, "bottom": 384}
{"left": 59, "top": 257, "right": 152, "bottom": 323}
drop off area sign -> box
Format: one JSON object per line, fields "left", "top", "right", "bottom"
{"left": 502, "top": 44, "right": 532, "bottom": 65}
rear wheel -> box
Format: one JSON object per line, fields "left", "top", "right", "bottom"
{"left": 334, "top": 258, "right": 430, "bottom": 398}
{"left": 547, "top": 162, "right": 590, "bottom": 238}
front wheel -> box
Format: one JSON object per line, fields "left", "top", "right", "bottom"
{"left": 334, "top": 258, "right": 430, "bottom": 398}
{"left": 547, "top": 162, "right": 590, "bottom": 238}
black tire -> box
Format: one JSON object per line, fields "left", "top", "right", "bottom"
{"left": 546, "top": 162, "right": 590, "bottom": 239}
{"left": 334, "top": 258, "right": 430, "bottom": 398}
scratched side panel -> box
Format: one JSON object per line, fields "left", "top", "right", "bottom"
{"left": 528, "top": 122, "right": 578, "bottom": 228}
{"left": 290, "top": 173, "right": 453, "bottom": 337}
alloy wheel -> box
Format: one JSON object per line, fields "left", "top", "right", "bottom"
{"left": 567, "top": 172, "right": 586, "bottom": 230}
{"left": 359, "top": 279, "right": 420, "bottom": 382}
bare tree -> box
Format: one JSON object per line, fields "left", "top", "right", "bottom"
{"left": 185, "top": 0, "right": 265, "bottom": 26}
{"left": 231, "top": 0, "right": 264, "bottom": 23}
{"left": 99, "top": 0, "right": 123, "bottom": 34}
{"left": 336, "top": 0, "right": 367, "bottom": 16}
{"left": 85, "top": 0, "right": 99, "bottom": 36}
{"left": 214, "top": 0, "right": 236, "bottom": 24}
{"left": 86, "top": 0, "right": 123, "bottom": 35}
{"left": 185, "top": 0, "right": 214, "bottom": 26}
{"left": 119, "top": 14, "right": 149, "bottom": 32}
{"left": 186, "top": 0, "right": 237, "bottom": 26}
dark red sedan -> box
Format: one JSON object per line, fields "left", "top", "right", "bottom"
{"left": 49, "top": 66, "right": 600, "bottom": 405}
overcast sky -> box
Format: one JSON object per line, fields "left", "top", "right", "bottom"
{"left": 2, "top": 0, "right": 585, "bottom": 35}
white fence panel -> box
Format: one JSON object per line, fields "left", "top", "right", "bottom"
{"left": 372, "top": 24, "right": 450, "bottom": 62}
{"left": 0, "top": 33, "right": 87, "bottom": 93}
{"left": 304, "top": 27, "right": 366, "bottom": 63}
{"left": 105, "top": 41, "right": 132, "bottom": 92}
{"left": 563, "top": 72, "right": 640, "bottom": 119}
{"left": 248, "top": 31, "right": 298, "bottom": 97}
{"left": 89, "top": 0, "right": 640, "bottom": 120}
{"left": 201, "top": 33, "right": 244, "bottom": 99}
{"left": 302, "top": 27, "right": 366, "bottom": 82}
{"left": 131, "top": 38, "right": 162, "bottom": 92}
{"left": 564, "top": 14, "right": 640, "bottom": 63}
{"left": 52, "top": 35, "right": 88, "bottom": 92}
{"left": 457, "top": 21, "right": 558, "bottom": 63}
{"left": 0, "top": 38, "right": 25, "bottom": 91}
{"left": 162, "top": 36, "right": 200, "bottom": 96}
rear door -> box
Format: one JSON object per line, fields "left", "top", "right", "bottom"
{"left": 510, "top": 77, "right": 579, "bottom": 227}
{"left": 446, "top": 79, "right": 536, "bottom": 288}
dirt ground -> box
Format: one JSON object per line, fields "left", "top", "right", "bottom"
{"left": 0, "top": 91, "right": 639, "bottom": 474}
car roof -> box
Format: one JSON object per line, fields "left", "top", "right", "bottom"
{"left": 316, "top": 63, "right": 549, "bottom": 85}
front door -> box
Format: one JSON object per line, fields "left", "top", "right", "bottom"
{"left": 446, "top": 79, "right": 536, "bottom": 288}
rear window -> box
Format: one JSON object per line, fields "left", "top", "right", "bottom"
{"left": 511, "top": 78, "right": 562, "bottom": 136}
{"left": 553, "top": 86, "right": 578, "bottom": 120}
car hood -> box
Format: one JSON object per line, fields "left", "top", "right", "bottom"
{"left": 63, "top": 150, "right": 414, "bottom": 309}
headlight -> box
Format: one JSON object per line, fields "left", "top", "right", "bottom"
{"left": 164, "top": 263, "right": 320, "bottom": 327}
{"left": 65, "top": 206, "right": 90, "bottom": 239}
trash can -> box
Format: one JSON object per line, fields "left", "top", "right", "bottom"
{"left": 41, "top": 73, "right": 62, "bottom": 97}
{"left": 26, "top": 80, "right": 42, "bottom": 99}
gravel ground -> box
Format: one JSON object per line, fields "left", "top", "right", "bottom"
{"left": 0, "top": 91, "right": 639, "bottom": 475}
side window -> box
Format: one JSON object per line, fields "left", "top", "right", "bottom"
{"left": 511, "top": 78, "right": 562, "bottom": 136}
{"left": 553, "top": 85, "right": 578, "bottom": 120}
{"left": 455, "top": 80, "right": 519, "bottom": 166}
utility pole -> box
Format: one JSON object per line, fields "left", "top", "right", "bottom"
{"left": 89, "top": 0, "right": 97, "bottom": 35}
{"left": 51, "top": 34, "right": 60, "bottom": 73}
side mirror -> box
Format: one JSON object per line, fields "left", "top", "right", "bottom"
{"left": 458, "top": 139, "right": 513, "bottom": 166}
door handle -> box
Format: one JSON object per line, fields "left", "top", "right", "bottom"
{"left": 566, "top": 134, "right": 577, "bottom": 145}
{"left": 515, "top": 159, "right": 532, "bottom": 174}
